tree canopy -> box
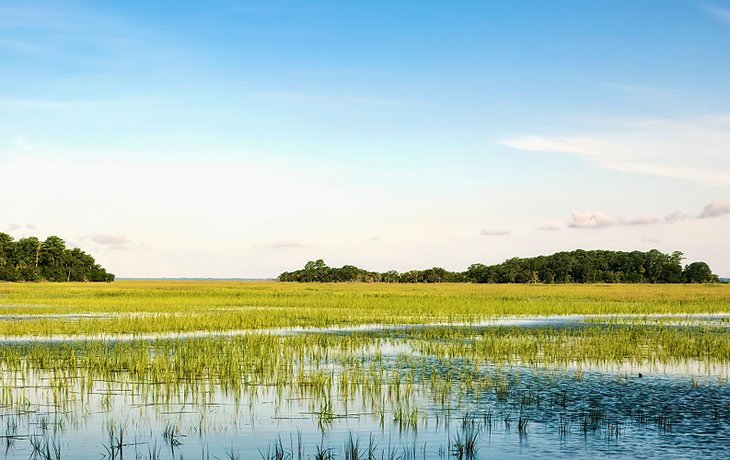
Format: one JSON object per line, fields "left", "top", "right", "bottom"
{"left": 278, "top": 250, "right": 720, "bottom": 284}
{"left": 0, "top": 233, "right": 114, "bottom": 282}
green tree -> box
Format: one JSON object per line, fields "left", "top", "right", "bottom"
{"left": 683, "top": 262, "right": 715, "bottom": 283}
{"left": 0, "top": 233, "right": 114, "bottom": 282}
{"left": 304, "top": 259, "right": 327, "bottom": 271}
{"left": 39, "top": 236, "right": 67, "bottom": 281}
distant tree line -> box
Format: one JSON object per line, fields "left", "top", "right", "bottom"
{"left": 0, "top": 233, "right": 114, "bottom": 282}
{"left": 278, "top": 250, "right": 720, "bottom": 284}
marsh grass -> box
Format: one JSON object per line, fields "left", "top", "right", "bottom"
{"left": 0, "top": 281, "right": 727, "bottom": 336}
{"left": 0, "top": 281, "right": 728, "bottom": 457}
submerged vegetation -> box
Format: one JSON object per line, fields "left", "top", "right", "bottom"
{"left": 0, "top": 233, "right": 114, "bottom": 282}
{"left": 279, "top": 250, "right": 720, "bottom": 284}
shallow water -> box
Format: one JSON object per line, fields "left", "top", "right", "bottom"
{"left": 1, "top": 362, "right": 728, "bottom": 459}
{"left": 1, "top": 312, "right": 728, "bottom": 343}
{"left": 0, "top": 321, "right": 728, "bottom": 459}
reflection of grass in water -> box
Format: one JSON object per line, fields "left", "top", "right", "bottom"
{"left": 0, "top": 281, "right": 728, "bottom": 336}
{"left": 452, "top": 413, "right": 481, "bottom": 459}
{"left": 103, "top": 421, "right": 127, "bottom": 460}
{"left": 255, "top": 432, "right": 407, "bottom": 460}
{"left": 28, "top": 434, "right": 61, "bottom": 460}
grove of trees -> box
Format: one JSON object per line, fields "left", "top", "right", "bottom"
{"left": 278, "top": 250, "right": 720, "bottom": 284}
{"left": 0, "top": 233, "right": 114, "bottom": 282}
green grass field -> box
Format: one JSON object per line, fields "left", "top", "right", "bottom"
{"left": 0, "top": 280, "right": 728, "bottom": 336}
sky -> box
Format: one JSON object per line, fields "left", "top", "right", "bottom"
{"left": 1, "top": 0, "right": 729, "bottom": 278}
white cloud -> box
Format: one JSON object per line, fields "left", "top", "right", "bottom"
{"left": 699, "top": 200, "right": 730, "bottom": 218}
{"left": 567, "top": 213, "right": 661, "bottom": 229}
{"left": 567, "top": 212, "right": 614, "bottom": 229}
{"left": 500, "top": 115, "right": 730, "bottom": 187}
{"left": 567, "top": 200, "right": 730, "bottom": 231}
{"left": 481, "top": 229, "right": 510, "bottom": 236}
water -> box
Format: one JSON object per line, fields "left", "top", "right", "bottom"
{"left": 1, "top": 312, "right": 728, "bottom": 343}
{"left": 0, "top": 321, "right": 728, "bottom": 459}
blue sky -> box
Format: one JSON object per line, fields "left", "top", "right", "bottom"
{"left": 1, "top": 0, "right": 729, "bottom": 277}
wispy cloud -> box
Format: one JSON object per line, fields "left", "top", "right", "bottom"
{"left": 567, "top": 212, "right": 614, "bottom": 229}
{"left": 665, "top": 210, "right": 690, "bottom": 223}
{"left": 4, "top": 223, "right": 35, "bottom": 233}
{"left": 485, "top": 200, "right": 727, "bottom": 235}
{"left": 80, "top": 234, "right": 131, "bottom": 250}
{"left": 567, "top": 200, "right": 730, "bottom": 230}
{"left": 0, "top": 2, "right": 171, "bottom": 74}
{"left": 708, "top": 6, "right": 730, "bottom": 24}
{"left": 86, "top": 234, "right": 131, "bottom": 245}
{"left": 625, "top": 216, "right": 661, "bottom": 226}
{"left": 699, "top": 200, "right": 730, "bottom": 218}
{"left": 537, "top": 224, "right": 562, "bottom": 232}
{"left": 243, "top": 92, "right": 407, "bottom": 108}
{"left": 600, "top": 82, "right": 665, "bottom": 95}
{"left": 499, "top": 115, "right": 730, "bottom": 187}
{"left": 568, "top": 212, "right": 667, "bottom": 229}
{"left": 0, "top": 3, "right": 134, "bottom": 36}
{"left": 258, "top": 240, "right": 311, "bottom": 249}
{"left": 12, "top": 136, "right": 56, "bottom": 154}
{"left": 481, "top": 229, "right": 510, "bottom": 236}
{"left": 0, "top": 98, "right": 71, "bottom": 109}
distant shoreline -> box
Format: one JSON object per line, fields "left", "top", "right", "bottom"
{"left": 116, "top": 278, "right": 274, "bottom": 281}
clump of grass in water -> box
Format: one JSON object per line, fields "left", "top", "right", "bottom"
{"left": 313, "top": 442, "right": 334, "bottom": 460}
{"left": 518, "top": 413, "right": 529, "bottom": 435}
{"left": 655, "top": 413, "right": 672, "bottom": 431}
{"left": 258, "top": 433, "right": 306, "bottom": 460}
{"left": 558, "top": 415, "right": 570, "bottom": 437}
{"left": 223, "top": 444, "right": 240, "bottom": 460}
{"left": 452, "top": 413, "right": 481, "bottom": 459}
{"left": 344, "top": 433, "right": 362, "bottom": 460}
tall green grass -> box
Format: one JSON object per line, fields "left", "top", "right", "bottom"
{"left": 0, "top": 281, "right": 727, "bottom": 336}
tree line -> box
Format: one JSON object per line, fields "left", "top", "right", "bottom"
{"left": 0, "top": 233, "right": 114, "bottom": 282}
{"left": 278, "top": 250, "right": 720, "bottom": 284}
